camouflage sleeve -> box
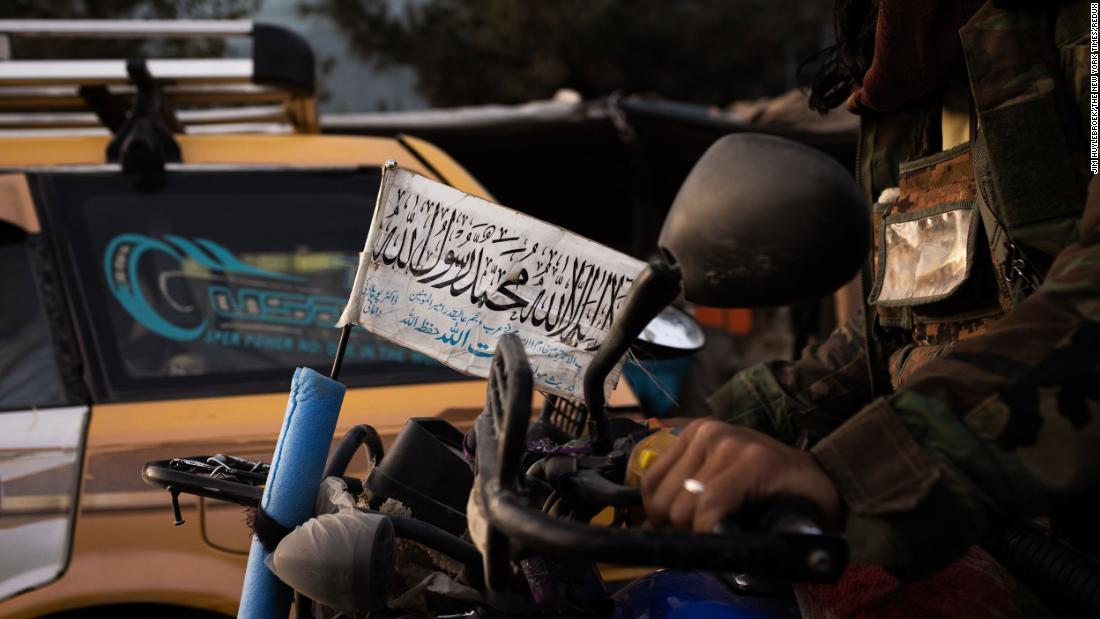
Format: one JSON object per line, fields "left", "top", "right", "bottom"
{"left": 705, "top": 315, "right": 874, "bottom": 444}
{"left": 811, "top": 175, "right": 1100, "bottom": 578}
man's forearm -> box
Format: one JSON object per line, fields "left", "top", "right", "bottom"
{"left": 811, "top": 213, "right": 1100, "bottom": 575}
{"left": 707, "top": 315, "right": 874, "bottom": 443}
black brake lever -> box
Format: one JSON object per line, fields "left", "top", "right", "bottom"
{"left": 714, "top": 497, "right": 841, "bottom": 579}
{"left": 560, "top": 469, "right": 642, "bottom": 507}
{"left": 713, "top": 497, "right": 826, "bottom": 537}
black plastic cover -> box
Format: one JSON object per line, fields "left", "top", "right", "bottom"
{"left": 252, "top": 22, "right": 316, "bottom": 95}
{"left": 366, "top": 418, "right": 472, "bottom": 535}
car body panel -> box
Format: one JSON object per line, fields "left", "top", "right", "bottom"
{"left": 0, "top": 134, "right": 489, "bottom": 200}
{"left": 397, "top": 133, "right": 490, "bottom": 199}
{"left": 0, "top": 174, "right": 39, "bottom": 233}
{"left": 0, "top": 407, "right": 88, "bottom": 603}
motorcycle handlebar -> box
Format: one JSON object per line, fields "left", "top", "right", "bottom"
{"left": 477, "top": 333, "right": 848, "bottom": 587}
{"left": 484, "top": 481, "right": 845, "bottom": 580}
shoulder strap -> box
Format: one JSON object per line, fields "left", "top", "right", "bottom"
{"left": 972, "top": 131, "right": 1044, "bottom": 308}
{"left": 962, "top": 1, "right": 1090, "bottom": 308}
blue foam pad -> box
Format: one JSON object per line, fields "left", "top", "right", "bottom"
{"left": 238, "top": 367, "right": 346, "bottom": 619}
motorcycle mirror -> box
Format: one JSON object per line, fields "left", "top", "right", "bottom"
{"left": 633, "top": 305, "right": 705, "bottom": 359}
{"left": 658, "top": 133, "right": 869, "bottom": 307}
{"left": 584, "top": 134, "right": 868, "bottom": 441}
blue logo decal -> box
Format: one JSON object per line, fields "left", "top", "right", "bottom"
{"left": 104, "top": 233, "right": 307, "bottom": 341}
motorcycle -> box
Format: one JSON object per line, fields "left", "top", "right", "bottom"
{"left": 143, "top": 132, "right": 871, "bottom": 618}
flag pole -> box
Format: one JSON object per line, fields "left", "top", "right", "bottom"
{"left": 329, "top": 323, "right": 353, "bottom": 381}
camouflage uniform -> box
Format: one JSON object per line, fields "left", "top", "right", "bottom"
{"left": 706, "top": 0, "right": 1098, "bottom": 576}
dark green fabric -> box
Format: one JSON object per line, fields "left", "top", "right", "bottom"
{"left": 981, "top": 96, "right": 1084, "bottom": 234}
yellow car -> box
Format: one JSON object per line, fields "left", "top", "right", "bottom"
{"left": 0, "top": 19, "right": 495, "bottom": 619}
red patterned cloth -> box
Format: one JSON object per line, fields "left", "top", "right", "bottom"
{"left": 794, "top": 547, "right": 1047, "bottom": 618}
{"left": 849, "top": 0, "right": 978, "bottom": 112}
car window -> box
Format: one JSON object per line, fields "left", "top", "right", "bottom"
{"left": 36, "top": 169, "right": 460, "bottom": 401}
{"left": 0, "top": 224, "right": 67, "bottom": 411}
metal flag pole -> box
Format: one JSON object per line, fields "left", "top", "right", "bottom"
{"left": 329, "top": 323, "right": 352, "bottom": 381}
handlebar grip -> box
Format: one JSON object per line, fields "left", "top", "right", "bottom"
{"left": 714, "top": 497, "right": 826, "bottom": 537}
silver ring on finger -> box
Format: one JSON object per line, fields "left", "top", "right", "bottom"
{"left": 683, "top": 478, "right": 705, "bottom": 495}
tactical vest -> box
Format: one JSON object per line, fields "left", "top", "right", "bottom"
{"left": 860, "top": 0, "right": 1092, "bottom": 389}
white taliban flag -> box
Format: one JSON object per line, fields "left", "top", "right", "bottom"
{"left": 338, "top": 163, "right": 646, "bottom": 399}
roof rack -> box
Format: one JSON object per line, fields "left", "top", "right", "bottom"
{"left": 0, "top": 19, "right": 318, "bottom": 135}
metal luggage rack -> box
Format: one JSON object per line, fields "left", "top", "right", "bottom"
{"left": 0, "top": 19, "right": 318, "bottom": 136}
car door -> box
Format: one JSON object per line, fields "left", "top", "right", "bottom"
{"left": 0, "top": 217, "right": 87, "bottom": 603}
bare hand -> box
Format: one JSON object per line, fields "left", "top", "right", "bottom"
{"left": 641, "top": 419, "right": 840, "bottom": 533}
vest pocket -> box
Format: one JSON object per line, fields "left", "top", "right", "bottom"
{"left": 869, "top": 200, "right": 979, "bottom": 307}
{"left": 869, "top": 144, "right": 1005, "bottom": 334}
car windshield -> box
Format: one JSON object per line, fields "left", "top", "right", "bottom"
{"left": 36, "top": 168, "right": 459, "bottom": 400}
